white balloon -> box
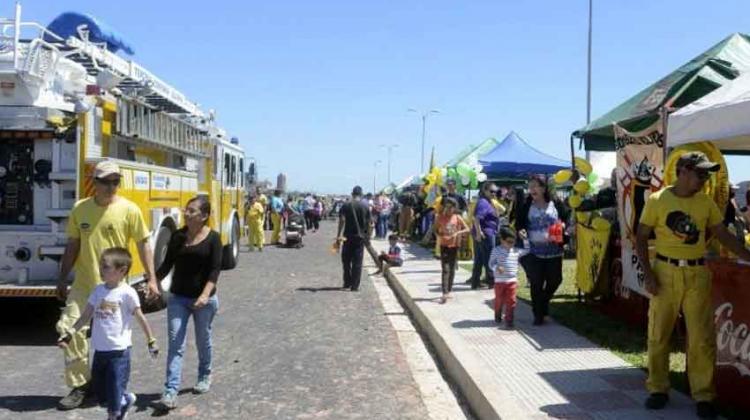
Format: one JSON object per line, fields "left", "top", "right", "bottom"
{"left": 477, "top": 173, "right": 487, "bottom": 182}
{"left": 461, "top": 175, "right": 470, "bottom": 185}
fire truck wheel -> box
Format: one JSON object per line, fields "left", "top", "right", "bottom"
{"left": 222, "top": 218, "right": 239, "bottom": 270}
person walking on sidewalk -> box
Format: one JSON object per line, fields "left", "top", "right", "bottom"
{"left": 57, "top": 247, "right": 159, "bottom": 420}
{"left": 270, "top": 190, "right": 284, "bottom": 245}
{"left": 514, "top": 175, "right": 568, "bottom": 325}
{"left": 636, "top": 152, "right": 750, "bottom": 419}
{"left": 336, "top": 186, "right": 371, "bottom": 291}
{"left": 55, "top": 160, "right": 158, "bottom": 411}
{"left": 436, "top": 197, "right": 469, "bottom": 303}
{"left": 468, "top": 182, "right": 500, "bottom": 289}
{"left": 488, "top": 227, "right": 528, "bottom": 328}
{"left": 154, "top": 196, "right": 223, "bottom": 410}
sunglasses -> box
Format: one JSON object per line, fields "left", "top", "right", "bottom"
{"left": 692, "top": 169, "right": 711, "bottom": 181}
{"left": 95, "top": 178, "right": 121, "bottom": 187}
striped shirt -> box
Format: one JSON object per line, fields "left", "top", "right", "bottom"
{"left": 488, "top": 245, "right": 528, "bottom": 283}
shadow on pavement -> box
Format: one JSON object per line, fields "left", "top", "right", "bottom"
{"left": 295, "top": 287, "right": 345, "bottom": 293}
{"left": 536, "top": 367, "right": 664, "bottom": 418}
{"left": 0, "top": 298, "right": 60, "bottom": 346}
{"left": 452, "top": 319, "right": 497, "bottom": 329}
{"left": 0, "top": 395, "right": 59, "bottom": 412}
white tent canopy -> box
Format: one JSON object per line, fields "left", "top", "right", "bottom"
{"left": 668, "top": 72, "right": 750, "bottom": 152}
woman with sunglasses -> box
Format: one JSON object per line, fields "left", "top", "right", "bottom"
{"left": 513, "top": 175, "right": 569, "bottom": 325}
{"left": 154, "top": 196, "right": 222, "bottom": 410}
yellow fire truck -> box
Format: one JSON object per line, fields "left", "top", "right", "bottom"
{"left": 0, "top": 5, "right": 246, "bottom": 297}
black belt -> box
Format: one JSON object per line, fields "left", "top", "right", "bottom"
{"left": 656, "top": 254, "right": 705, "bottom": 267}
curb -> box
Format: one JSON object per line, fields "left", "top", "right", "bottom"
{"left": 366, "top": 243, "right": 507, "bottom": 420}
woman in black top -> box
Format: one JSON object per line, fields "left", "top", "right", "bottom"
{"left": 154, "top": 196, "right": 222, "bottom": 410}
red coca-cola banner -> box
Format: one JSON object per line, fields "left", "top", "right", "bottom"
{"left": 710, "top": 259, "right": 750, "bottom": 412}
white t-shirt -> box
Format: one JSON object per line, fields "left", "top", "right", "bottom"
{"left": 87, "top": 283, "right": 140, "bottom": 352}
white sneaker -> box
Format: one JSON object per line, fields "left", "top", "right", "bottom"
{"left": 118, "top": 392, "right": 136, "bottom": 420}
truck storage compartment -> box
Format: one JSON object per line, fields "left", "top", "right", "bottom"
{"left": 0, "top": 137, "right": 34, "bottom": 225}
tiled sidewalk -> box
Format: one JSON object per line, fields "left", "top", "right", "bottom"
{"left": 369, "top": 238, "right": 698, "bottom": 420}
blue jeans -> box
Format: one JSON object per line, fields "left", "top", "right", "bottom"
{"left": 91, "top": 348, "right": 130, "bottom": 415}
{"left": 376, "top": 213, "right": 390, "bottom": 238}
{"left": 165, "top": 293, "right": 218, "bottom": 394}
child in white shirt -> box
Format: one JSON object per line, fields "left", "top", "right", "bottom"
{"left": 58, "top": 247, "right": 158, "bottom": 420}
{"left": 488, "top": 227, "right": 528, "bottom": 328}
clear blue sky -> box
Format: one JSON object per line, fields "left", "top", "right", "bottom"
{"left": 23, "top": 0, "right": 750, "bottom": 193}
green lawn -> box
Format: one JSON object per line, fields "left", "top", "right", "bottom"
{"left": 459, "top": 259, "right": 689, "bottom": 395}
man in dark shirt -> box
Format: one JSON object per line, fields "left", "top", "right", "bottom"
{"left": 336, "top": 186, "right": 372, "bottom": 291}
{"left": 444, "top": 178, "right": 467, "bottom": 212}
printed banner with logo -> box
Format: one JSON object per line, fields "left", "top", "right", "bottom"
{"left": 613, "top": 118, "right": 665, "bottom": 297}
{"left": 575, "top": 216, "right": 611, "bottom": 294}
{"left": 710, "top": 259, "right": 750, "bottom": 412}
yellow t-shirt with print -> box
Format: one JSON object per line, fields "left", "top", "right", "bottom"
{"left": 66, "top": 197, "right": 150, "bottom": 294}
{"left": 639, "top": 187, "right": 722, "bottom": 260}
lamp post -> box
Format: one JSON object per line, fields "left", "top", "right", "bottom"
{"left": 379, "top": 143, "right": 399, "bottom": 185}
{"left": 408, "top": 109, "right": 440, "bottom": 174}
{"left": 585, "top": 0, "right": 593, "bottom": 160}
{"left": 373, "top": 160, "right": 382, "bottom": 194}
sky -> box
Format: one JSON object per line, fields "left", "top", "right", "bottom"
{"left": 19, "top": 0, "right": 750, "bottom": 194}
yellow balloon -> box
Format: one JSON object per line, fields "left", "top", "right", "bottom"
{"left": 553, "top": 169, "right": 572, "bottom": 184}
{"left": 569, "top": 194, "right": 582, "bottom": 209}
{"left": 573, "top": 179, "right": 590, "bottom": 194}
{"left": 575, "top": 157, "right": 593, "bottom": 175}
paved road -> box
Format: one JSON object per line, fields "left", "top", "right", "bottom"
{"left": 0, "top": 221, "right": 430, "bottom": 419}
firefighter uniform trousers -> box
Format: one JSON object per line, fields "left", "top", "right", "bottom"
{"left": 55, "top": 287, "right": 91, "bottom": 388}
{"left": 271, "top": 212, "right": 282, "bottom": 244}
{"left": 248, "top": 215, "right": 264, "bottom": 249}
{"left": 647, "top": 260, "right": 715, "bottom": 402}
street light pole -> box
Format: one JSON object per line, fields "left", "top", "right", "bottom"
{"left": 585, "top": 0, "right": 593, "bottom": 161}
{"left": 379, "top": 143, "right": 399, "bottom": 185}
{"left": 408, "top": 109, "right": 440, "bottom": 174}
{"left": 373, "top": 160, "right": 382, "bottom": 193}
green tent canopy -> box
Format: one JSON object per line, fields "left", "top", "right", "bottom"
{"left": 444, "top": 137, "right": 501, "bottom": 167}
{"left": 574, "top": 33, "right": 750, "bottom": 151}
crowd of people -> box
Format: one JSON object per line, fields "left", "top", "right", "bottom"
{"left": 54, "top": 161, "right": 222, "bottom": 419}
{"left": 333, "top": 175, "right": 571, "bottom": 328}
{"left": 50, "top": 154, "right": 746, "bottom": 419}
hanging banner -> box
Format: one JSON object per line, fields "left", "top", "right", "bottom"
{"left": 613, "top": 118, "right": 665, "bottom": 297}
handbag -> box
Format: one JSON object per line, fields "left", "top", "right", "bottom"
{"left": 133, "top": 278, "right": 167, "bottom": 314}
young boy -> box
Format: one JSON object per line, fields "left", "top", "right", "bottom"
{"left": 488, "top": 227, "right": 528, "bottom": 328}
{"left": 57, "top": 247, "right": 159, "bottom": 420}
{"left": 374, "top": 234, "right": 403, "bottom": 275}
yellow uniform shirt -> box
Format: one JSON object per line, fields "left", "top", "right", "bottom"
{"left": 640, "top": 187, "right": 722, "bottom": 260}
{"left": 66, "top": 197, "right": 150, "bottom": 294}
{"left": 248, "top": 202, "right": 265, "bottom": 221}
{"left": 258, "top": 194, "right": 268, "bottom": 209}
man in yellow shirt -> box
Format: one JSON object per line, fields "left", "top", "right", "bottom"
{"left": 636, "top": 152, "right": 750, "bottom": 419}
{"left": 247, "top": 195, "right": 265, "bottom": 251}
{"left": 55, "top": 160, "right": 157, "bottom": 410}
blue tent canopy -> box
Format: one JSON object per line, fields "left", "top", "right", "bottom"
{"left": 479, "top": 131, "right": 569, "bottom": 177}
{"left": 45, "top": 12, "right": 134, "bottom": 55}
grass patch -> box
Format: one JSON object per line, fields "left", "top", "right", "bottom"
{"left": 459, "top": 259, "right": 689, "bottom": 395}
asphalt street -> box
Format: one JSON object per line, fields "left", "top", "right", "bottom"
{"left": 0, "top": 220, "right": 431, "bottom": 419}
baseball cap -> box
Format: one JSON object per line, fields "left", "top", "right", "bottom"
{"left": 676, "top": 152, "right": 720, "bottom": 172}
{"left": 352, "top": 185, "right": 363, "bottom": 196}
{"left": 446, "top": 178, "right": 456, "bottom": 185}
{"left": 94, "top": 161, "right": 121, "bottom": 179}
